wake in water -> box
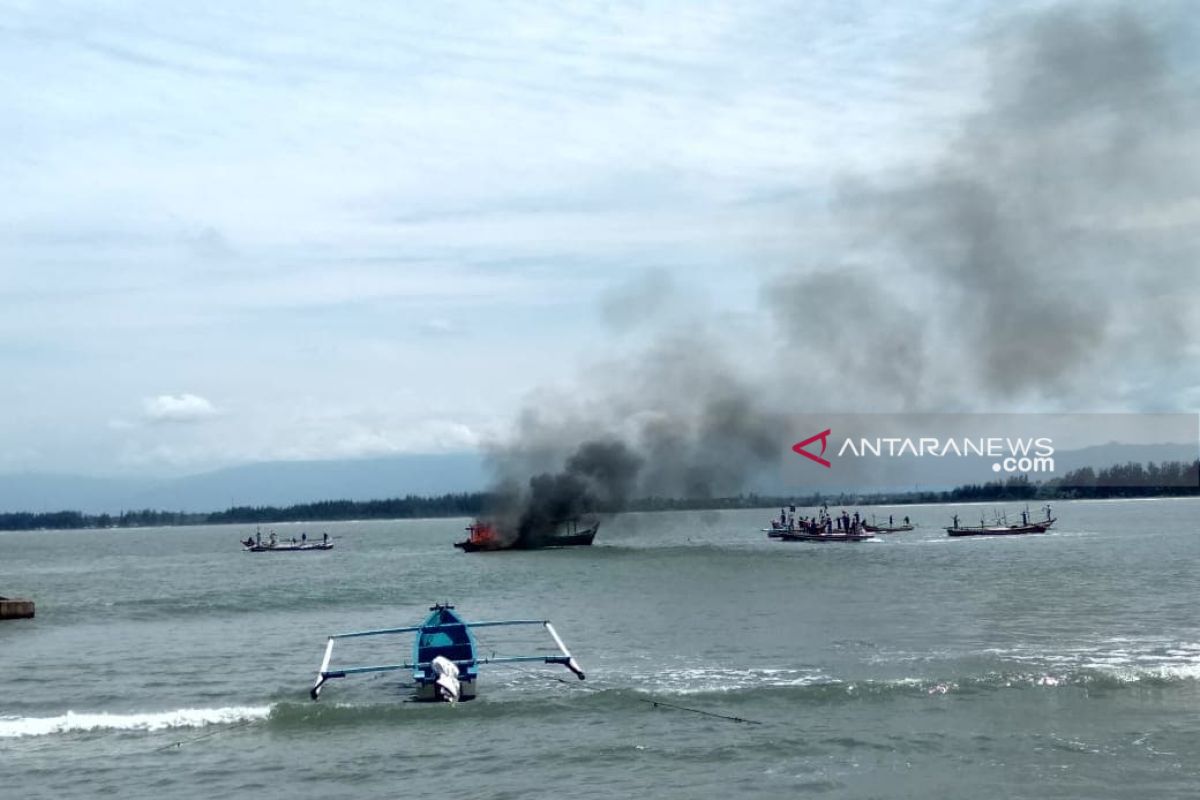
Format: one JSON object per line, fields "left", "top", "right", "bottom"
{"left": 8, "top": 638, "right": 1200, "bottom": 739}
{"left": 0, "top": 705, "right": 271, "bottom": 738}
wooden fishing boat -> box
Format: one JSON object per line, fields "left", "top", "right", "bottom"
{"left": 454, "top": 519, "right": 598, "bottom": 552}
{"left": 763, "top": 523, "right": 831, "bottom": 538}
{"left": 241, "top": 536, "right": 333, "bottom": 552}
{"left": 946, "top": 507, "right": 1056, "bottom": 537}
{"left": 777, "top": 530, "right": 875, "bottom": 542}
{"left": 946, "top": 519, "right": 1055, "bottom": 537}
{"left": 763, "top": 516, "right": 825, "bottom": 537}
{"left": 765, "top": 510, "right": 875, "bottom": 540}
{"left": 310, "top": 603, "right": 585, "bottom": 702}
{"left": 863, "top": 523, "right": 914, "bottom": 533}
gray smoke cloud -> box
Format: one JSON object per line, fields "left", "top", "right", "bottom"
{"left": 483, "top": 4, "right": 1199, "bottom": 543}
{"left": 770, "top": 5, "right": 1199, "bottom": 408}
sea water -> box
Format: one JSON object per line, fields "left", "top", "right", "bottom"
{"left": 2, "top": 499, "right": 1199, "bottom": 798}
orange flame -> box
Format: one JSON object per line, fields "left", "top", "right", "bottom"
{"left": 468, "top": 522, "right": 499, "bottom": 545}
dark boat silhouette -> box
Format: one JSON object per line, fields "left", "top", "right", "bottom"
{"left": 946, "top": 506, "right": 1056, "bottom": 537}
{"left": 863, "top": 523, "right": 914, "bottom": 533}
{"left": 454, "top": 519, "right": 598, "bottom": 552}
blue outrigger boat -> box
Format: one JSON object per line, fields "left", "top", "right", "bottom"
{"left": 310, "top": 604, "right": 585, "bottom": 703}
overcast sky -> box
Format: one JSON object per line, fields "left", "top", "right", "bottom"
{"left": 1, "top": 1, "right": 1192, "bottom": 477}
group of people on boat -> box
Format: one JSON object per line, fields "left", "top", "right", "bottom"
{"left": 242, "top": 528, "right": 330, "bottom": 549}
{"left": 774, "top": 505, "right": 880, "bottom": 536}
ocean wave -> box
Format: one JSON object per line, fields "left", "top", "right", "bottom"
{"left": 273, "top": 662, "right": 1200, "bottom": 724}
{"left": 0, "top": 705, "right": 271, "bottom": 738}
{"left": 639, "top": 664, "right": 1200, "bottom": 705}
{"left": 623, "top": 666, "right": 833, "bottom": 695}
{"left": 8, "top": 656, "right": 1200, "bottom": 739}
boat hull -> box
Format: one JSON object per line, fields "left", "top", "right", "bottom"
{"left": 244, "top": 543, "right": 334, "bottom": 552}
{"left": 946, "top": 518, "right": 1055, "bottom": 537}
{"left": 777, "top": 531, "right": 875, "bottom": 542}
{"left": 414, "top": 605, "right": 479, "bottom": 702}
{"left": 863, "top": 524, "right": 914, "bottom": 533}
{"left": 454, "top": 526, "right": 598, "bottom": 552}
{"left": 414, "top": 679, "right": 478, "bottom": 702}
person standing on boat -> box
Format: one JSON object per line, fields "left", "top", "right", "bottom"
{"left": 1021, "top": 510, "right": 1028, "bottom": 525}
{"left": 952, "top": 514, "right": 959, "bottom": 528}
{"left": 323, "top": 532, "right": 328, "bottom": 545}
{"left": 904, "top": 516, "right": 910, "bottom": 526}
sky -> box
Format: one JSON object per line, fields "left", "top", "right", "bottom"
{"left": 1, "top": 0, "right": 1194, "bottom": 477}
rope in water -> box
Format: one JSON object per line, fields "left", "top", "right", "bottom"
{"left": 477, "top": 639, "right": 764, "bottom": 726}
{"left": 153, "top": 718, "right": 257, "bottom": 752}
{"left": 639, "top": 697, "right": 762, "bottom": 725}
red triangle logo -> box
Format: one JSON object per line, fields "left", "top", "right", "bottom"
{"left": 792, "top": 429, "right": 832, "bottom": 468}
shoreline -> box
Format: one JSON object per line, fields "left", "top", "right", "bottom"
{"left": 1, "top": 492, "right": 1197, "bottom": 533}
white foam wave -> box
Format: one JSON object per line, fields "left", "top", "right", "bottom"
{"left": 0, "top": 705, "right": 271, "bottom": 738}
{"left": 1086, "top": 662, "right": 1200, "bottom": 683}
{"left": 631, "top": 666, "right": 831, "bottom": 695}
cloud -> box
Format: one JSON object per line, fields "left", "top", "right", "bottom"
{"left": 1, "top": 2, "right": 1194, "bottom": 479}
{"left": 142, "top": 393, "right": 218, "bottom": 423}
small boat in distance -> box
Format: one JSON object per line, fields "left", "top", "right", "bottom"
{"left": 863, "top": 523, "right": 914, "bottom": 533}
{"left": 242, "top": 529, "right": 333, "bottom": 552}
{"left": 454, "top": 518, "right": 598, "bottom": 552}
{"left": 243, "top": 540, "right": 334, "bottom": 552}
{"left": 863, "top": 515, "right": 915, "bottom": 533}
{"left": 310, "top": 603, "right": 585, "bottom": 702}
{"left": 946, "top": 505, "right": 1056, "bottom": 537}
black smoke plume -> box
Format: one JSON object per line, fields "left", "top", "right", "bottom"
{"left": 484, "top": 4, "right": 1198, "bottom": 542}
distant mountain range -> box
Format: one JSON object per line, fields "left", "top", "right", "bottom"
{"left": 0, "top": 453, "right": 489, "bottom": 514}
{"left": 0, "top": 442, "right": 1193, "bottom": 515}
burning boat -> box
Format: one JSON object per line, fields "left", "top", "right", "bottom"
{"left": 453, "top": 518, "right": 599, "bottom": 552}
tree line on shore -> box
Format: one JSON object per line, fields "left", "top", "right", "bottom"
{"left": 0, "top": 459, "right": 1195, "bottom": 531}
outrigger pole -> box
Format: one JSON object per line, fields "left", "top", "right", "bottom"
{"left": 311, "top": 625, "right": 423, "bottom": 699}
{"left": 310, "top": 618, "right": 584, "bottom": 700}
{"left": 472, "top": 621, "right": 585, "bottom": 678}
